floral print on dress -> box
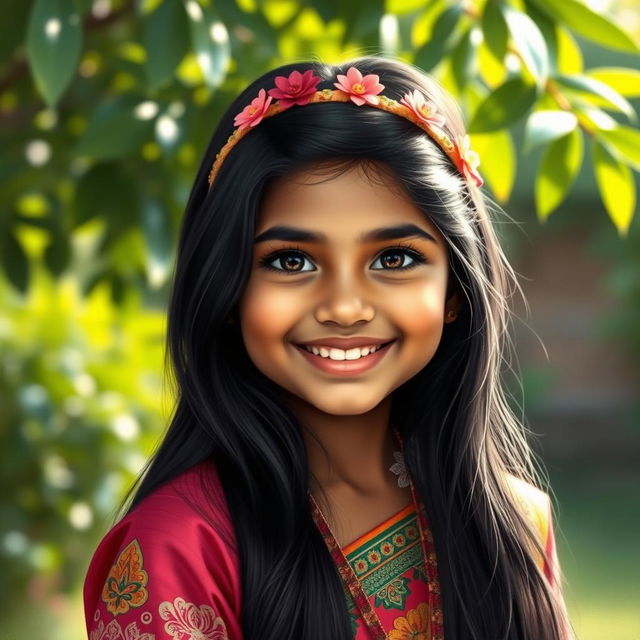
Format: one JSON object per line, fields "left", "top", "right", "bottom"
{"left": 159, "top": 596, "right": 229, "bottom": 639}
{"left": 101, "top": 539, "right": 149, "bottom": 616}
{"left": 387, "top": 602, "right": 431, "bottom": 640}
{"left": 90, "top": 615, "right": 155, "bottom": 640}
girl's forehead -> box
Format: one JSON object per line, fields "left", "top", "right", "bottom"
{"left": 255, "top": 164, "right": 444, "bottom": 244}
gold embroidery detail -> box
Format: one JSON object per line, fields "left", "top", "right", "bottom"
{"left": 90, "top": 617, "right": 155, "bottom": 640}
{"left": 388, "top": 602, "right": 431, "bottom": 640}
{"left": 159, "top": 597, "right": 228, "bottom": 639}
{"left": 101, "top": 539, "right": 149, "bottom": 616}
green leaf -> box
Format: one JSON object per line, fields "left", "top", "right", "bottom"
{"left": 481, "top": 0, "right": 508, "bottom": 61}
{"left": 414, "top": 4, "right": 464, "bottom": 72}
{"left": 74, "top": 95, "right": 156, "bottom": 160}
{"left": 535, "top": 128, "right": 583, "bottom": 220}
{"left": 597, "top": 126, "right": 640, "bottom": 172}
{"left": 0, "top": 0, "right": 32, "bottom": 63}
{"left": 469, "top": 77, "right": 538, "bottom": 133}
{"left": 1, "top": 228, "right": 30, "bottom": 293}
{"left": 556, "top": 26, "right": 583, "bottom": 74}
{"left": 109, "top": 270, "right": 127, "bottom": 305}
{"left": 142, "top": 198, "right": 173, "bottom": 289}
{"left": 501, "top": 6, "right": 549, "bottom": 87}
{"left": 529, "top": 0, "right": 640, "bottom": 54}
{"left": 469, "top": 129, "right": 515, "bottom": 203}
{"left": 142, "top": 0, "right": 190, "bottom": 91}
{"left": 184, "top": 0, "right": 231, "bottom": 89}
{"left": 341, "top": 0, "right": 385, "bottom": 48}
{"left": 523, "top": 0, "right": 557, "bottom": 68}
{"left": 451, "top": 27, "right": 474, "bottom": 93}
{"left": 592, "top": 140, "right": 636, "bottom": 235}
{"left": 585, "top": 67, "right": 640, "bottom": 98}
{"left": 43, "top": 226, "right": 71, "bottom": 277}
{"left": 215, "top": 0, "right": 279, "bottom": 57}
{"left": 554, "top": 73, "right": 637, "bottom": 122}
{"left": 524, "top": 110, "right": 578, "bottom": 153}
{"left": 26, "top": 0, "right": 83, "bottom": 106}
{"left": 73, "top": 163, "right": 139, "bottom": 231}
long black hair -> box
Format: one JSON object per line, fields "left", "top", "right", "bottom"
{"left": 118, "top": 55, "right": 573, "bottom": 639}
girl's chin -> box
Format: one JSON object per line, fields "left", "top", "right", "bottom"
{"left": 294, "top": 390, "right": 388, "bottom": 416}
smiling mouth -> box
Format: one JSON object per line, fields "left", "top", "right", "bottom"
{"left": 295, "top": 339, "right": 396, "bottom": 361}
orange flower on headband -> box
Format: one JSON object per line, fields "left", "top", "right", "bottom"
{"left": 453, "top": 134, "right": 483, "bottom": 188}
{"left": 400, "top": 89, "right": 446, "bottom": 128}
{"left": 267, "top": 69, "right": 322, "bottom": 110}
{"left": 333, "top": 66, "right": 385, "bottom": 106}
{"left": 233, "top": 88, "right": 273, "bottom": 130}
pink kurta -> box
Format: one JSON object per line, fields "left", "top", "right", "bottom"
{"left": 83, "top": 461, "right": 560, "bottom": 639}
{"left": 83, "top": 461, "right": 243, "bottom": 640}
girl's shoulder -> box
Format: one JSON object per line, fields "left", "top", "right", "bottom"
{"left": 505, "top": 473, "right": 551, "bottom": 539}
{"left": 83, "top": 459, "right": 244, "bottom": 640}
{"left": 504, "top": 473, "right": 560, "bottom": 582}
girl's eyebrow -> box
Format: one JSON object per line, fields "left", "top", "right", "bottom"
{"left": 253, "top": 223, "right": 438, "bottom": 245}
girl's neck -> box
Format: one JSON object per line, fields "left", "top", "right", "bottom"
{"left": 287, "top": 393, "right": 396, "bottom": 494}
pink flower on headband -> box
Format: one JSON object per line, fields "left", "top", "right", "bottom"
{"left": 333, "top": 66, "right": 384, "bottom": 106}
{"left": 234, "top": 88, "right": 273, "bottom": 130}
{"left": 400, "top": 90, "right": 446, "bottom": 128}
{"left": 268, "top": 69, "right": 321, "bottom": 110}
{"left": 453, "top": 135, "right": 483, "bottom": 188}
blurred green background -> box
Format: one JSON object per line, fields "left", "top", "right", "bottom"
{"left": 1, "top": 0, "right": 639, "bottom": 638}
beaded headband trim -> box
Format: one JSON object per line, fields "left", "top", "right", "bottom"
{"left": 207, "top": 66, "right": 483, "bottom": 190}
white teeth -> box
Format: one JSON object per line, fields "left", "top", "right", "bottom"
{"left": 302, "top": 343, "right": 387, "bottom": 360}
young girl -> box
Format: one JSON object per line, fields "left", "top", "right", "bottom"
{"left": 83, "top": 55, "right": 574, "bottom": 640}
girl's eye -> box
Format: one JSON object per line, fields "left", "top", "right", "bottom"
{"left": 258, "top": 244, "right": 426, "bottom": 275}
{"left": 371, "top": 247, "right": 426, "bottom": 271}
{"left": 260, "top": 250, "right": 316, "bottom": 274}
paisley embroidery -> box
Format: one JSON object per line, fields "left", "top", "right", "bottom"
{"left": 159, "top": 597, "right": 228, "bottom": 639}
{"left": 387, "top": 602, "right": 431, "bottom": 640}
{"left": 101, "top": 539, "right": 149, "bottom": 615}
{"left": 90, "top": 617, "right": 155, "bottom": 640}
{"left": 374, "top": 576, "right": 411, "bottom": 610}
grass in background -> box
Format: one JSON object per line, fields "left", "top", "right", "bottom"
{"left": 550, "top": 464, "right": 640, "bottom": 640}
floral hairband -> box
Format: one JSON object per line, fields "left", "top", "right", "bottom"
{"left": 207, "top": 66, "right": 483, "bottom": 189}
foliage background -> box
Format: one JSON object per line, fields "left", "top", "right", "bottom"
{"left": 1, "top": 0, "right": 639, "bottom": 638}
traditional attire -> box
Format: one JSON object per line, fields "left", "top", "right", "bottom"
{"left": 84, "top": 459, "right": 560, "bottom": 640}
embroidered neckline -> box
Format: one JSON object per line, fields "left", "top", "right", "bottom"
{"left": 342, "top": 502, "right": 415, "bottom": 556}
{"left": 309, "top": 426, "right": 444, "bottom": 640}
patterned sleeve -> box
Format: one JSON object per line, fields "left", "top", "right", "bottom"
{"left": 541, "top": 495, "right": 563, "bottom": 597}
{"left": 505, "top": 475, "right": 563, "bottom": 589}
{"left": 83, "top": 479, "right": 243, "bottom": 640}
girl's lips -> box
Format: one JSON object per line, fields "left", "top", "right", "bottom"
{"left": 293, "top": 340, "right": 396, "bottom": 377}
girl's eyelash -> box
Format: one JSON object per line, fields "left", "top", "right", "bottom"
{"left": 257, "top": 241, "right": 428, "bottom": 275}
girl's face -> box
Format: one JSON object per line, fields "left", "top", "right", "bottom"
{"left": 239, "top": 162, "right": 459, "bottom": 416}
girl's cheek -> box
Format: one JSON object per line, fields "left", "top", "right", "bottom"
{"left": 240, "top": 282, "right": 298, "bottom": 342}
{"left": 387, "top": 282, "right": 445, "bottom": 325}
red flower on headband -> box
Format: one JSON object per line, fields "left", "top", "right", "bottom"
{"left": 268, "top": 69, "right": 321, "bottom": 110}
{"left": 234, "top": 88, "right": 273, "bottom": 130}
{"left": 333, "top": 66, "right": 384, "bottom": 106}
{"left": 400, "top": 90, "right": 446, "bottom": 128}
{"left": 453, "top": 134, "right": 483, "bottom": 188}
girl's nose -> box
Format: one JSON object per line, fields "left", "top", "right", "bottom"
{"left": 313, "top": 278, "right": 376, "bottom": 326}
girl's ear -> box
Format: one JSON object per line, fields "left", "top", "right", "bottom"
{"left": 444, "top": 291, "right": 463, "bottom": 323}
